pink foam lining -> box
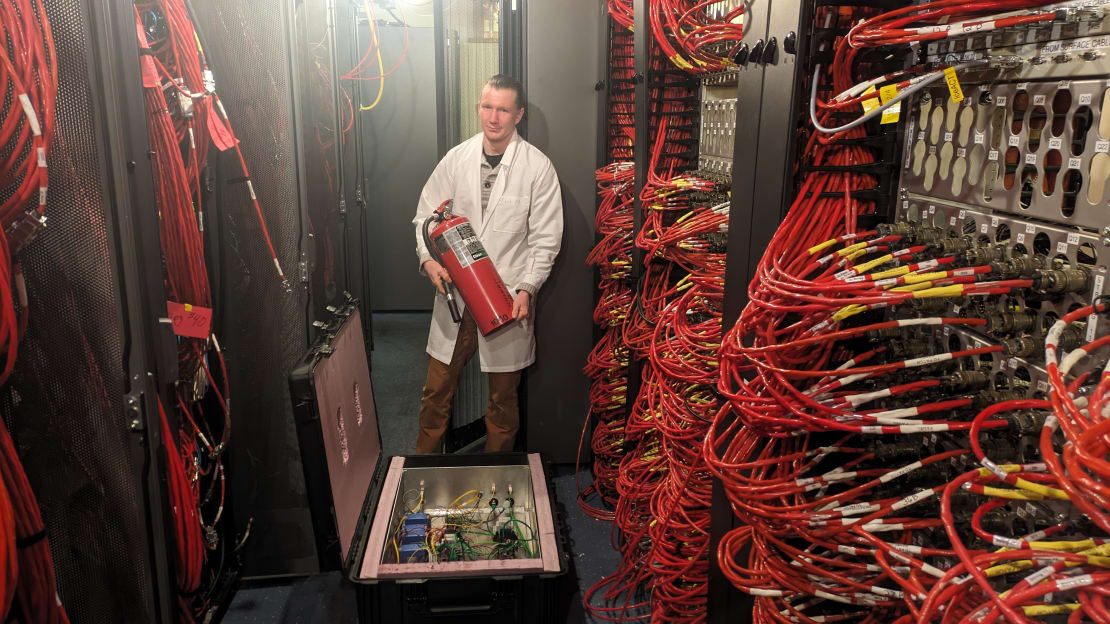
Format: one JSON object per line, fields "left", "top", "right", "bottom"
{"left": 358, "top": 454, "right": 561, "bottom": 580}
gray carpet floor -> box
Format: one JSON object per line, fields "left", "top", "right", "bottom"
{"left": 223, "top": 312, "right": 622, "bottom": 623}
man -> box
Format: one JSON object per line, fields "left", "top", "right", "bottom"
{"left": 412, "top": 74, "right": 563, "bottom": 454}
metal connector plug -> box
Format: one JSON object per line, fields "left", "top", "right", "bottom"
{"left": 989, "top": 54, "right": 1023, "bottom": 70}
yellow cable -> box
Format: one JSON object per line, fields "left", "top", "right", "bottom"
{"left": 1024, "top": 604, "right": 1079, "bottom": 615}
{"left": 360, "top": 0, "right": 387, "bottom": 111}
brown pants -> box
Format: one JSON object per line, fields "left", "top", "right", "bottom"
{"left": 415, "top": 310, "right": 521, "bottom": 454}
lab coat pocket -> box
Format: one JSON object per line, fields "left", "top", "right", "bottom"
{"left": 492, "top": 196, "right": 530, "bottom": 234}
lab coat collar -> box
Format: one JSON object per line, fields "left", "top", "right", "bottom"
{"left": 479, "top": 131, "right": 523, "bottom": 235}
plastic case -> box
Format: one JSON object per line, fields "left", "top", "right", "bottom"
{"left": 289, "top": 303, "right": 568, "bottom": 623}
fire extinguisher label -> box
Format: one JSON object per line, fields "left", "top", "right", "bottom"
{"left": 443, "top": 223, "right": 488, "bottom": 269}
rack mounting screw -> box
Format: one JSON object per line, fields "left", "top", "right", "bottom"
{"left": 1101, "top": 226, "right": 1110, "bottom": 246}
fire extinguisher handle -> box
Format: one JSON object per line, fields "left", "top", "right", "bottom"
{"left": 445, "top": 288, "right": 463, "bottom": 323}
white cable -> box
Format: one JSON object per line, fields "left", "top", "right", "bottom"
{"left": 809, "top": 60, "right": 988, "bottom": 134}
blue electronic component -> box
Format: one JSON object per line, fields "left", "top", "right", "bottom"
{"left": 397, "top": 513, "right": 431, "bottom": 562}
{"left": 398, "top": 542, "right": 427, "bottom": 563}
{"left": 401, "top": 512, "right": 430, "bottom": 543}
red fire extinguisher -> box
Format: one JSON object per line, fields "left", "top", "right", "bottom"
{"left": 422, "top": 200, "right": 515, "bottom": 336}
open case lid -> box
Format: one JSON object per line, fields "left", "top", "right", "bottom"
{"left": 292, "top": 303, "right": 565, "bottom": 581}
{"left": 289, "top": 303, "right": 384, "bottom": 570}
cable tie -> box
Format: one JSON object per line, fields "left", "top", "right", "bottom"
{"left": 16, "top": 528, "right": 46, "bottom": 549}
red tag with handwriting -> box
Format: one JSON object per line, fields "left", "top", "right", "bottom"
{"left": 167, "top": 302, "right": 212, "bottom": 339}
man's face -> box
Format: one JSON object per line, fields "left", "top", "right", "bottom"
{"left": 478, "top": 85, "right": 524, "bottom": 145}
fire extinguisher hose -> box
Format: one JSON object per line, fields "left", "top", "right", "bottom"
{"left": 422, "top": 212, "right": 464, "bottom": 323}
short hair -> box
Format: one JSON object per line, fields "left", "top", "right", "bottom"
{"left": 485, "top": 74, "right": 525, "bottom": 110}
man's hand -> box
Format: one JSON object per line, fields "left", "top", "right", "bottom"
{"left": 423, "top": 260, "right": 452, "bottom": 294}
{"left": 511, "top": 290, "right": 530, "bottom": 321}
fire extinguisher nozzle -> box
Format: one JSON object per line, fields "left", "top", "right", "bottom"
{"left": 445, "top": 289, "right": 463, "bottom": 323}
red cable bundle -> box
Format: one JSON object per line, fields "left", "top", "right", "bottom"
{"left": 159, "top": 399, "right": 203, "bottom": 622}
{"left": 648, "top": 0, "right": 746, "bottom": 73}
{"left": 701, "top": 3, "right": 1110, "bottom": 621}
{"left": 0, "top": 1, "right": 68, "bottom": 621}
{"left": 0, "top": 417, "right": 66, "bottom": 624}
{"left": 133, "top": 2, "right": 245, "bottom": 619}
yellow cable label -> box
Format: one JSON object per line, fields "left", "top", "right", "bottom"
{"left": 944, "top": 66, "right": 964, "bottom": 103}
{"left": 879, "top": 84, "right": 900, "bottom": 125}
{"left": 853, "top": 253, "right": 894, "bottom": 274}
{"left": 669, "top": 55, "right": 694, "bottom": 70}
{"left": 902, "top": 271, "right": 947, "bottom": 285}
{"left": 836, "top": 241, "right": 869, "bottom": 257}
{"left": 912, "top": 284, "right": 964, "bottom": 299}
{"left": 860, "top": 85, "right": 880, "bottom": 115}
{"left": 870, "top": 265, "right": 912, "bottom": 280}
{"left": 808, "top": 239, "right": 838, "bottom": 255}
{"left": 890, "top": 282, "right": 933, "bottom": 292}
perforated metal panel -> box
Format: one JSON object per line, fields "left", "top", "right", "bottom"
{"left": 296, "top": 0, "right": 347, "bottom": 319}
{"left": 2, "top": 0, "right": 157, "bottom": 621}
{"left": 192, "top": 0, "right": 317, "bottom": 575}
{"left": 903, "top": 80, "right": 1110, "bottom": 230}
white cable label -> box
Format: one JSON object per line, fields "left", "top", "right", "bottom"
{"left": 1057, "top": 574, "right": 1094, "bottom": 591}
{"left": 246, "top": 180, "right": 257, "bottom": 201}
{"left": 18, "top": 94, "right": 41, "bottom": 136}
{"left": 892, "top": 490, "right": 934, "bottom": 511}
{"left": 880, "top": 461, "right": 923, "bottom": 483}
{"left": 904, "top": 353, "right": 951, "bottom": 367}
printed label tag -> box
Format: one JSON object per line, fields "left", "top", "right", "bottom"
{"left": 1033, "top": 94, "right": 1046, "bottom": 106}
{"left": 1089, "top": 273, "right": 1105, "bottom": 341}
{"left": 958, "top": 209, "right": 967, "bottom": 219}
{"left": 1097, "top": 140, "right": 1109, "bottom": 153}
{"left": 944, "top": 66, "right": 964, "bottom": 102}
{"left": 949, "top": 216, "right": 957, "bottom": 226}
{"left": 1025, "top": 153, "right": 1037, "bottom": 165}
{"left": 1057, "top": 240, "right": 1069, "bottom": 254}
{"left": 1069, "top": 157, "right": 1082, "bottom": 169}
{"left": 991, "top": 216, "right": 1000, "bottom": 227}
{"left": 1009, "top": 135, "right": 1020, "bottom": 147}
{"left": 944, "top": 132, "right": 954, "bottom": 143}
{"left": 918, "top": 131, "right": 926, "bottom": 141}
{"left": 1049, "top": 138, "right": 1062, "bottom": 150}
{"left": 1080, "top": 93, "right": 1093, "bottom": 105}
{"left": 957, "top": 147, "right": 966, "bottom": 158}
{"left": 879, "top": 84, "right": 900, "bottom": 124}
{"left": 980, "top": 222, "right": 989, "bottom": 234}
{"left": 1026, "top": 224, "right": 1036, "bottom": 233}
{"left": 929, "top": 145, "right": 937, "bottom": 155}
{"left": 974, "top": 132, "right": 985, "bottom": 145}
{"left": 989, "top": 149, "right": 999, "bottom": 161}
{"left": 996, "top": 95, "right": 1007, "bottom": 106}
{"left": 1017, "top": 232, "right": 1026, "bottom": 244}
{"left": 1067, "top": 233, "right": 1081, "bottom": 245}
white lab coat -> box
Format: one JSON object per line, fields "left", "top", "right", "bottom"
{"left": 413, "top": 131, "right": 563, "bottom": 372}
